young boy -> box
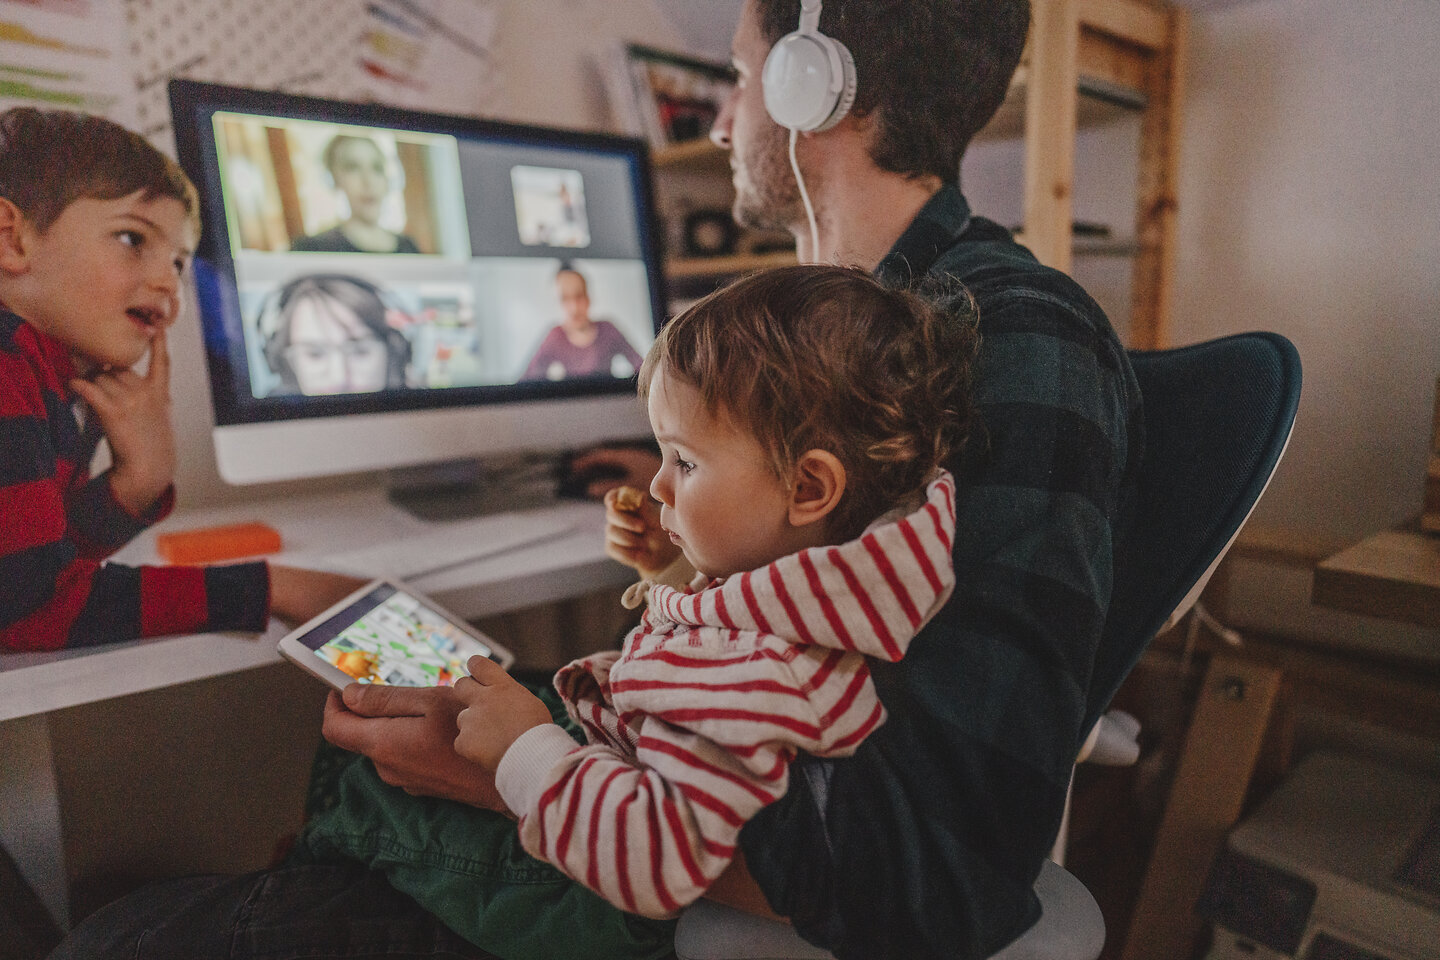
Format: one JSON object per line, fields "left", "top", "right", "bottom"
{"left": 0, "top": 107, "right": 357, "bottom": 652}
{"left": 450, "top": 264, "right": 978, "bottom": 918}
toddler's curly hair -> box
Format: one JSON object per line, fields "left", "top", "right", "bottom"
{"left": 641, "top": 264, "right": 979, "bottom": 541}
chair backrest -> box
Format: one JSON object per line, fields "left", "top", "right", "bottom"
{"left": 1081, "top": 332, "right": 1302, "bottom": 739}
{"left": 676, "top": 333, "right": 1303, "bottom": 960}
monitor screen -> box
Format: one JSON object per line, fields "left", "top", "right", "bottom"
{"left": 168, "top": 80, "right": 664, "bottom": 487}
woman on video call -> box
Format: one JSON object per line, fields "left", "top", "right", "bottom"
{"left": 259, "top": 274, "right": 412, "bottom": 396}
{"left": 521, "top": 264, "right": 643, "bottom": 381}
{"left": 292, "top": 134, "right": 423, "bottom": 255}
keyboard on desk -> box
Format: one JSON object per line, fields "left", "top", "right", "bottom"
{"left": 325, "top": 511, "right": 581, "bottom": 580}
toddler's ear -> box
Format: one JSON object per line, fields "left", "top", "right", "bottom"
{"left": 788, "top": 449, "right": 846, "bottom": 529}
{"left": 0, "top": 199, "right": 32, "bottom": 275}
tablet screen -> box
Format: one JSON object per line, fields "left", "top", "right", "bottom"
{"left": 291, "top": 582, "right": 500, "bottom": 686}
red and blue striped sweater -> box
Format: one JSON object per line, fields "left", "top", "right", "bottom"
{"left": 0, "top": 310, "right": 269, "bottom": 652}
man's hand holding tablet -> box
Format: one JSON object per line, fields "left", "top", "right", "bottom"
{"left": 279, "top": 578, "right": 520, "bottom": 813}
{"left": 276, "top": 578, "right": 514, "bottom": 690}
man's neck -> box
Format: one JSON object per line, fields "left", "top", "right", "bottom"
{"left": 790, "top": 145, "right": 943, "bottom": 271}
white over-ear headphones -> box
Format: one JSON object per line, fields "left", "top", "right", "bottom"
{"left": 761, "top": 0, "right": 857, "bottom": 133}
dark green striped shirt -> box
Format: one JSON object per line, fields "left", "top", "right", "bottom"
{"left": 739, "top": 185, "right": 1144, "bottom": 960}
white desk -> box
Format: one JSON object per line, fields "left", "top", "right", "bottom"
{"left": 0, "top": 488, "right": 632, "bottom": 930}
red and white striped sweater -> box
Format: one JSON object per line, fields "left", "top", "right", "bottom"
{"left": 494, "top": 471, "right": 956, "bottom": 918}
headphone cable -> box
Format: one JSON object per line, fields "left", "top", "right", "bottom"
{"left": 789, "top": 126, "right": 821, "bottom": 262}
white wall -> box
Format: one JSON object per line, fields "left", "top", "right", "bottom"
{"left": 168, "top": 0, "right": 687, "bottom": 508}
{"left": 963, "top": 0, "right": 1440, "bottom": 543}
{"left": 1171, "top": 0, "right": 1440, "bottom": 541}
{"left": 485, "top": 0, "right": 688, "bottom": 131}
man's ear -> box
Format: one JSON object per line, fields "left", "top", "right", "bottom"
{"left": 788, "top": 449, "right": 846, "bottom": 529}
{"left": 0, "top": 198, "right": 33, "bottom": 275}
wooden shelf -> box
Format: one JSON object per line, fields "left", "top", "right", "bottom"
{"left": 1015, "top": 0, "right": 1187, "bottom": 350}
{"left": 1014, "top": 232, "right": 1141, "bottom": 258}
{"left": 1074, "top": 239, "right": 1140, "bottom": 258}
{"left": 666, "top": 250, "right": 797, "bottom": 280}
{"left": 1313, "top": 527, "right": 1440, "bottom": 631}
{"left": 652, "top": 138, "right": 729, "bottom": 171}
{"left": 977, "top": 67, "right": 1146, "bottom": 143}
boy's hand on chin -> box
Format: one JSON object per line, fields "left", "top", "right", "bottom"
{"left": 71, "top": 331, "right": 175, "bottom": 516}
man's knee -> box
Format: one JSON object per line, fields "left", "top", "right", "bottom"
{"left": 48, "top": 873, "right": 242, "bottom": 959}
{"left": 50, "top": 864, "right": 490, "bottom": 960}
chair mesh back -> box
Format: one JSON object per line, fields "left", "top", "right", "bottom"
{"left": 1083, "top": 333, "right": 1301, "bottom": 737}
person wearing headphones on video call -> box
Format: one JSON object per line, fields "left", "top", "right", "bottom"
{"left": 258, "top": 274, "right": 412, "bottom": 396}
{"left": 50, "top": 2, "right": 1141, "bottom": 958}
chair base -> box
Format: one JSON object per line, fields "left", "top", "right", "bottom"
{"left": 673, "top": 859, "right": 1104, "bottom": 960}
{"left": 675, "top": 898, "right": 836, "bottom": 960}
{"left": 991, "top": 860, "right": 1105, "bottom": 960}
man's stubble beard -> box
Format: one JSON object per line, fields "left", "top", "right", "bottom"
{"left": 731, "top": 123, "right": 804, "bottom": 233}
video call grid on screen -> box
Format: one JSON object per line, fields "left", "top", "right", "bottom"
{"left": 170, "top": 82, "right": 666, "bottom": 426}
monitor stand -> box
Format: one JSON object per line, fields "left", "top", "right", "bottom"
{"left": 384, "top": 452, "right": 565, "bottom": 521}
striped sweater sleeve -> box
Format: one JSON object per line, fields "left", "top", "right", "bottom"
{"left": 495, "top": 473, "right": 957, "bottom": 918}
{"left": 1, "top": 323, "right": 271, "bottom": 652}
{"left": 500, "top": 639, "right": 880, "bottom": 919}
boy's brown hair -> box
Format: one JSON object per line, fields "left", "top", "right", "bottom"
{"left": 641, "top": 264, "right": 979, "bottom": 542}
{"left": 0, "top": 107, "right": 199, "bottom": 234}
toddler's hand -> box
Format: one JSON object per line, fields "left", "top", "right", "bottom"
{"left": 603, "top": 485, "right": 682, "bottom": 578}
{"left": 71, "top": 331, "right": 175, "bottom": 516}
{"left": 452, "top": 656, "right": 554, "bottom": 771}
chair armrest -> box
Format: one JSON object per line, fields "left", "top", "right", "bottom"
{"left": 1076, "top": 709, "right": 1141, "bottom": 766}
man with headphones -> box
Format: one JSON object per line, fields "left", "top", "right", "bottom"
{"left": 52, "top": 3, "right": 1140, "bottom": 959}
{"left": 574, "top": 2, "right": 1141, "bottom": 957}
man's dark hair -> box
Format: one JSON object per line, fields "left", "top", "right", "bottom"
{"left": 0, "top": 107, "right": 199, "bottom": 234}
{"left": 753, "top": 0, "right": 1030, "bottom": 183}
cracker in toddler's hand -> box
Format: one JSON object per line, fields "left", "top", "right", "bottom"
{"left": 614, "top": 485, "right": 646, "bottom": 513}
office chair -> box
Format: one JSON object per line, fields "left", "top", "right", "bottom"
{"left": 674, "top": 332, "right": 1303, "bottom": 960}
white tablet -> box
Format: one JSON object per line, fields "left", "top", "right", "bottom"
{"left": 276, "top": 578, "right": 514, "bottom": 690}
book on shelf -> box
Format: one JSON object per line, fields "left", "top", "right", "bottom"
{"left": 601, "top": 41, "right": 735, "bottom": 151}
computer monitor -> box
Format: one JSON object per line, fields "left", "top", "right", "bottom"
{"left": 168, "top": 80, "right": 665, "bottom": 510}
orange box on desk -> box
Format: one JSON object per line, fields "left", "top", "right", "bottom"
{"left": 156, "top": 522, "right": 283, "bottom": 565}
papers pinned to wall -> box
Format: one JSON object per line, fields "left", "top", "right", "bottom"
{"left": 0, "top": 0, "right": 500, "bottom": 152}
{"left": 0, "top": 0, "right": 138, "bottom": 128}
